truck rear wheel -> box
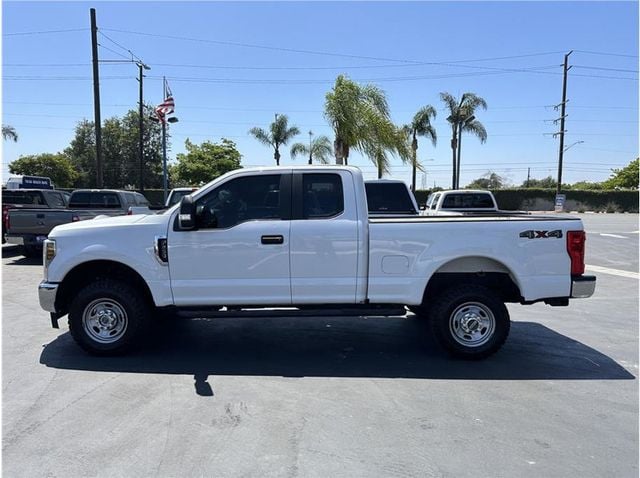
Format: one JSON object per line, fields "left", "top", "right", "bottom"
{"left": 68, "top": 279, "right": 149, "bottom": 355}
{"left": 430, "top": 285, "right": 510, "bottom": 360}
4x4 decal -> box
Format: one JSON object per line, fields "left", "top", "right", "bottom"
{"left": 519, "top": 229, "right": 563, "bottom": 239}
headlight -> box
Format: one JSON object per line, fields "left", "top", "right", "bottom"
{"left": 44, "top": 239, "right": 56, "bottom": 268}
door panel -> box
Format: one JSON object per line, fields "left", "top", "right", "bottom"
{"left": 290, "top": 172, "right": 359, "bottom": 303}
{"left": 168, "top": 173, "right": 291, "bottom": 306}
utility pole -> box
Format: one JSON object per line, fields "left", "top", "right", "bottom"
{"left": 137, "top": 62, "right": 150, "bottom": 192}
{"left": 555, "top": 50, "right": 573, "bottom": 195}
{"left": 308, "top": 130, "right": 313, "bottom": 165}
{"left": 90, "top": 8, "right": 103, "bottom": 188}
{"left": 138, "top": 63, "right": 144, "bottom": 192}
{"left": 526, "top": 167, "right": 530, "bottom": 187}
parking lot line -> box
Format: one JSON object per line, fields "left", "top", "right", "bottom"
{"left": 585, "top": 264, "right": 640, "bottom": 280}
{"left": 599, "top": 233, "right": 628, "bottom": 239}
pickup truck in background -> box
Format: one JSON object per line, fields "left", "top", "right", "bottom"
{"left": 39, "top": 166, "right": 595, "bottom": 359}
{"left": 422, "top": 189, "right": 500, "bottom": 216}
{"left": 365, "top": 179, "right": 420, "bottom": 216}
{"left": 2, "top": 189, "right": 70, "bottom": 244}
{"left": 6, "top": 189, "right": 150, "bottom": 257}
{"left": 127, "top": 187, "right": 197, "bottom": 215}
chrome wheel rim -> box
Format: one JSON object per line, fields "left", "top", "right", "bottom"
{"left": 449, "top": 301, "right": 495, "bottom": 347}
{"left": 82, "top": 298, "right": 128, "bottom": 344}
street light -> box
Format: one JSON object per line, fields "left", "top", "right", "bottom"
{"left": 419, "top": 158, "right": 435, "bottom": 191}
{"left": 563, "top": 140, "right": 584, "bottom": 153}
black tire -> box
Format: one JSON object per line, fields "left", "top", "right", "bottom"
{"left": 68, "top": 279, "right": 150, "bottom": 356}
{"left": 430, "top": 285, "right": 510, "bottom": 360}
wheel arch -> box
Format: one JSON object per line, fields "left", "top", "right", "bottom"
{"left": 56, "top": 260, "right": 155, "bottom": 315}
{"left": 423, "top": 256, "right": 523, "bottom": 304}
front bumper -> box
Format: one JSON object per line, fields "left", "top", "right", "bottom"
{"left": 571, "top": 275, "right": 596, "bottom": 298}
{"left": 38, "top": 281, "right": 59, "bottom": 312}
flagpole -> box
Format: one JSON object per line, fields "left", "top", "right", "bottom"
{"left": 162, "top": 76, "right": 168, "bottom": 204}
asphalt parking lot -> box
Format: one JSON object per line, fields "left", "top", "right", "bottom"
{"left": 2, "top": 213, "right": 638, "bottom": 477}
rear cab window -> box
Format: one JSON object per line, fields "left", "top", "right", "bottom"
{"left": 2, "top": 190, "right": 45, "bottom": 205}
{"left": 365, "top": 182, "right": 416, "bottom": 214}
{"left": 442, "top": 193, "right": 495, "bottom": 209}
{"left": 69, "top": 192, "right": 122, "bottom": 209}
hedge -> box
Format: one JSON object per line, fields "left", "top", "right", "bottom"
{"left": 414, "top": 188, "right": 639, "bottom": 213}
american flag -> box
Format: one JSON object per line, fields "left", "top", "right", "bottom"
{"left": 155, "top": 79, "right": 175, "bottom": 123}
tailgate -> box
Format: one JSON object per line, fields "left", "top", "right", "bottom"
{"left": 8, "top": 210, "right": 74, "bottom": 235}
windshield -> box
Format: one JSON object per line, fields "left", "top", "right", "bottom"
{"left": 167, "top": 190, "right": 192, "bottom": 207}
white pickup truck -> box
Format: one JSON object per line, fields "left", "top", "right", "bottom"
{"left": 423, "top": 189, "right": 499, "bottom": 216}
{"left": 39, "top": 166, "right": 595, "bottom": 359}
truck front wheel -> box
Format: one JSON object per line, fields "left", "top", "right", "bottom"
{"left": 430, "top": 285, "right": 510, "bottom": 360}
{"left": 68, "top": 279, "right": 149, "bottom": 355}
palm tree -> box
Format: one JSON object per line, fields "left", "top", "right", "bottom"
{"left": 440, "top": 92, "right": 487, "bottom": 188}
{"left": 402, "top": 106, "right": 437, "bottom": 191}
{"left": 249, "top": 114, "right": 300, "bottom": 166}
{"left": 290, "top": 131, "right": 333, "bottom": 165}
{"left": 2, "top": 124, "right": 18, "bottom": 142}
{"left": 325, "top": 75, "right": 403, "bottom": 167}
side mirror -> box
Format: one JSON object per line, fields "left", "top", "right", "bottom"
{"left": 178, "top": 195, "right": 197, "bottom": 230}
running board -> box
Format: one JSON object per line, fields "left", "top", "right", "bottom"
{"left": 174, "top": 305, "right": 407, "bottom": 319}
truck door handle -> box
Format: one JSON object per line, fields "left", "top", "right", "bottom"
{"left": 261, "top": 235, "right": 284, "bottom": 245}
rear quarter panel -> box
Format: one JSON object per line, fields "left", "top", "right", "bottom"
{"left": 368, "top": 216, "right": 582, "bottom": 304}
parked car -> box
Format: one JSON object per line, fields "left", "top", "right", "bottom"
{"left": 365, "top": 179, "right": 419, "bottom": 216}
{"left": 6, "top": 189, "right": 149, "bottom": 257}
{"left": 127, "top": 188, "right": 198, "bottom": 215}
{"left": 422, "top": 189, "right": 499, "bottom": 216}
{"left": 2, "top": 188, "right": 70, "bottom": 245}
{"left": 39, "top": 166, "right": 595, "bottom": 359}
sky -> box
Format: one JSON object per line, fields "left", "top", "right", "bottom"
{"left": 2, "top": 1, "right": 638, "bottom": 189}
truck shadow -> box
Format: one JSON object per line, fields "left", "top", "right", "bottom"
{"left": 1, "top": 245, "right": 41, "bottom": 264}
{"left": 40, "top": 316, "right": 635, "bottom": 381}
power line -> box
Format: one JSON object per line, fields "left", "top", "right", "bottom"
{"left": 4, "top": 63, "right": 90, "bottom": 67}
{"left": 3, "top": 101, "right": 637, "bottom": 113}
{"left": 3, "top": 75, "right": 132, "bottom": 81}
{"left": 97, "top": 43, "right": 131, "bottom": 60}
{"left": 573, "top": 65, "right": 639, "bottom": 74}
{"left": 574, "top": 49, "right": 638, "bottom": 59}
{"left": 3, "top": 28, "right": 87, "bottom": 36}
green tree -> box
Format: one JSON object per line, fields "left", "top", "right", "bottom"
{"left": 569, "top": 180, "right": 604, "bottom": 190}
{"left": 602, "top": 158, "right": 639, "bottom": 189}
{"left": 466, "top": 171, "right": 507, "bottom": 190}
{"left": 249, "top": 114, "right": 300, "bottom": 166}
{"left": 521, "top": 176, "right": 557, "bottom": 188}
{"left": 402, "top": 105, "right": 437, "bottom": 191}
{"left": 324, "top": 75, "right": 406, "bottom": 169}
{"left": 65, "top": 106, "right": 165, "bottom": 189}
{"left": 440, "top": 92, "right": 487, "bottom": 189}
{"left": 64, "top": 119, "right": 96, "bottom": 187}
{"left": 9, "top": 153, "right": 78, "bottom": 188}
{"left": 2, "top": 124, "right": 18, "bottom": 142}
{"left": 290, "top": 132, "right": 333, "bottom": 164}
{"left": 171, "top": 138, "right": 242, "bottom": 186}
